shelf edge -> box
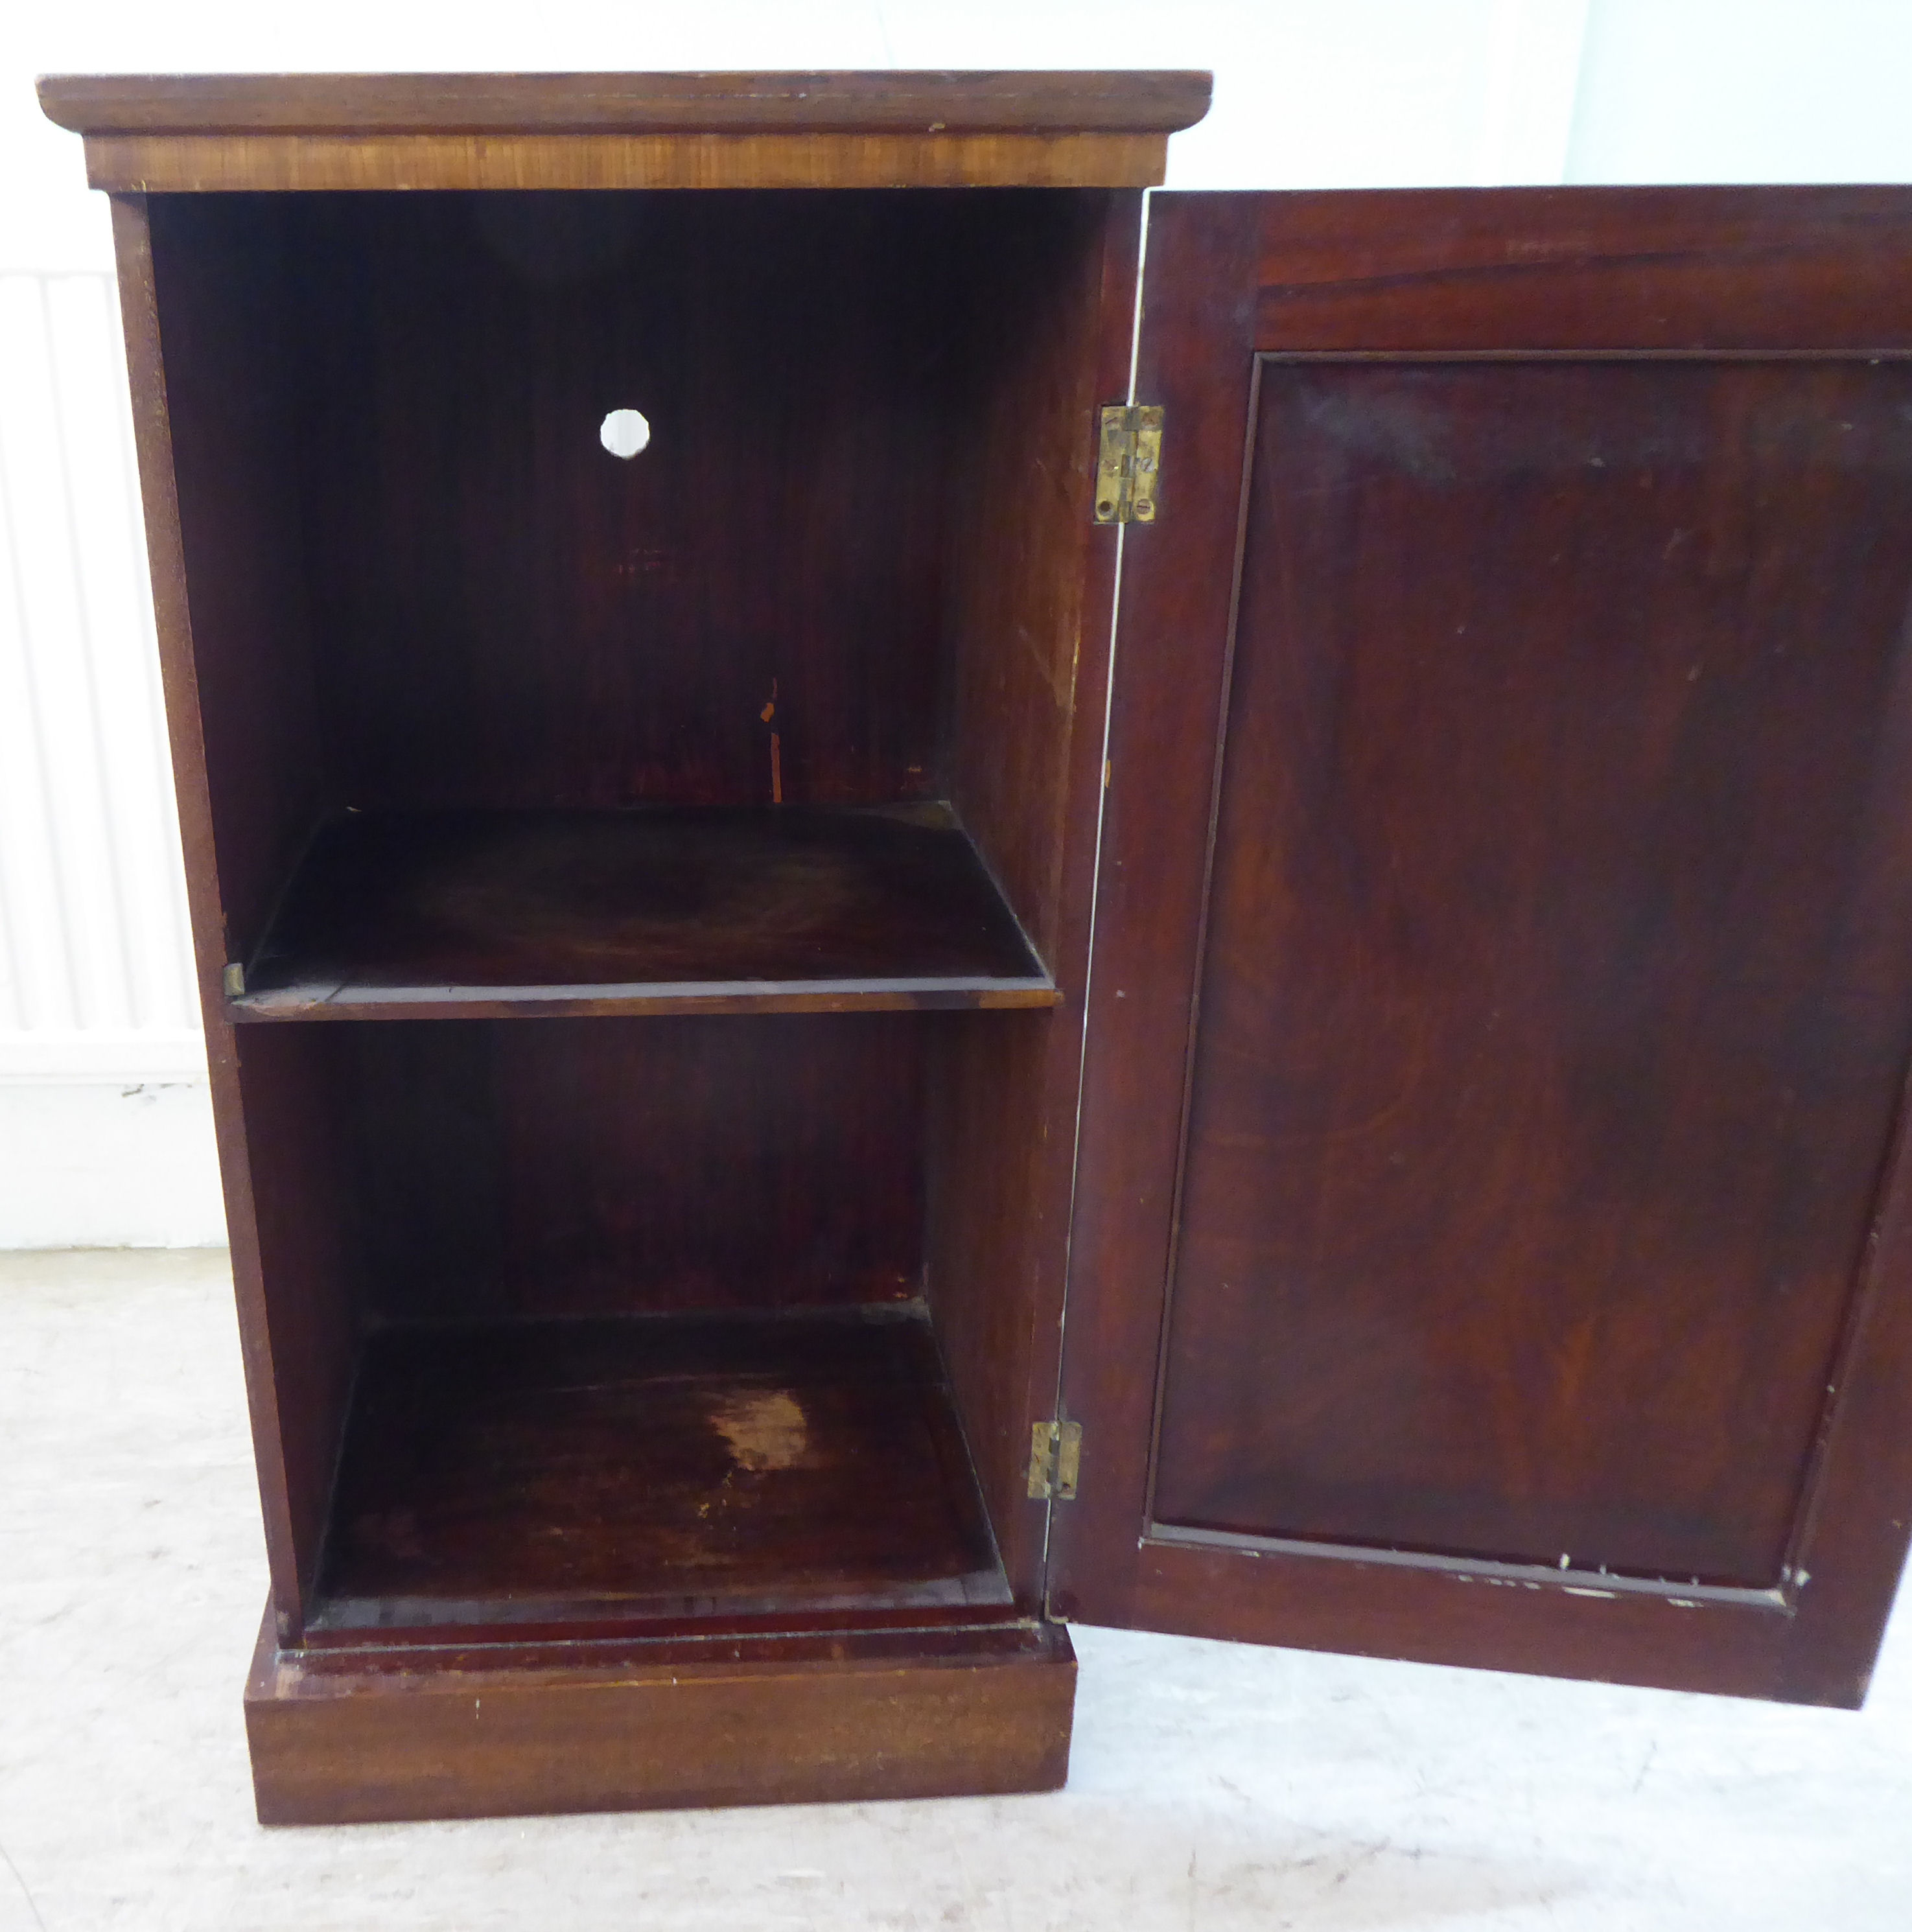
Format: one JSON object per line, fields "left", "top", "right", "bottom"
{"left": 229, "top": 977, "right": 1062, "bottom": 1023}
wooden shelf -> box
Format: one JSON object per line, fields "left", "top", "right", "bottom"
{"left": 234, "top": 804, "right": 1055, "bottom": 1020}
{"left": 308, "top": 1303, "right": 1011, "bottom": 1639}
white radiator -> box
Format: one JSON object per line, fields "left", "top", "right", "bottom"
{"left": 0, "top": 272, "right": 221, "bottom": 1244}
{"left": 0, "top": 271, "right": 199, "bottom": 1081}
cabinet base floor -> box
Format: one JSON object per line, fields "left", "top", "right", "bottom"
{"left": 243, "top": 1609, "right": 1077, "bottom": 1823}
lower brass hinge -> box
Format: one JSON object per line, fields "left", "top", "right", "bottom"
{"left": 1027, "top": 1419, "right": 1082, "bottom": 1501}
{"left": 1093, "top": 404, "right": 1164, "bottom": 525}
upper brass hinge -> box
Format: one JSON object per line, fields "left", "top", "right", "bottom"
{"left": 1027, "top": 1419, "right": 1082, "bottom": 1501}
{"left": 1093, "top": 404, "right": 1164, "bottom": 525}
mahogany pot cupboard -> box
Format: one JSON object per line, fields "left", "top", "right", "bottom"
{"left": 37, "top": 70, "right": 1912, "bottom": 1824}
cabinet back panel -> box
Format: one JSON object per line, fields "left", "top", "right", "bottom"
{"left": 1152, "top": 356, "right": 1912, "bottom": 1588}
{"left": 342, "top": 1014, "right": 924, "bottom": 1321}
{"left": 279, "top": 191, "right": 1029, "bottom": 813}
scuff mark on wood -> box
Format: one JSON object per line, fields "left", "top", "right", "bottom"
{"left": 710, "top": 1388, "right": 810, "bottom": 1472}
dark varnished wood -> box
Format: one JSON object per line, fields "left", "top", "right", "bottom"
{"left": 1056, "top": 187, "right": 1912, "bottom": 1704}
{"left": 76, "top": 132, "right": 1175, "bottom": 196}
{"left": 136, "top": 196, "right": 332, "bottom": 986}
{"left": 943, "top": 193, "right": 1125, "bottom": 964}
{"left": 86, "top": 71, "right": 1171, "bottom": 1820}
{"left": 312, "top": 1305, "right": 1006, "bottom": 1635}
{"left": 224, "top": 1028, "right": 367, "bottom": 1634}
{"left": 219, "top": 189, "right": 957, "bottom": 820}
{"left": 91, "top": 67, "right": 1912, "bottom": 1814}
{"left": 340, "top": 1015, "right": 926, "bottom": 1323}
{"left": 41, "top": 71, "right": 1211, "bottom": 137}
{"left": 235, "top": 804, "right": 1050, "bottom": 1018}
{"left": 119, "top": 170, "right": 1130, "bottom": 1656}
{"left": 246, "top": 1610, "right": 1075, "bottom": 1824}
{"left": 42, "top": 72, "right": 1210, "bottom": 196}
{"left": 140, "top": 189, "right": 1113, "bottom": 972}
{"left": 926, "top": 191, "right": 1145, "bottom": 1600}
{"left": 1243, "top": 186, "right": 1912, "bottom": 352}
{"left": 111, "top": 197, "right": 350, "bottom": 1643}
{"left": 1157, "top": 354, "right": 1912, "bottom": 1587}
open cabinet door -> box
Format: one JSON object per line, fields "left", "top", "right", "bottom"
{"left": 1052, "top": 188, "right": 1912, "bottom": 1705}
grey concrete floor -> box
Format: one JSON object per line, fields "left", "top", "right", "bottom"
{"left": 1, "top": 1246, "right": 1907, "bottom": 1931}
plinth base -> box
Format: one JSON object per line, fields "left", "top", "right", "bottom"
{"left": 244, "top": 1609, "right": 1076, "bottom": 1824}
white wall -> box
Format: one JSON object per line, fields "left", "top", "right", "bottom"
{"left": 2, "top": 0, "right": 1909, "bottom": 1246}
{"left": 1568, "top": 0, "right": 1912, "bottom": 184}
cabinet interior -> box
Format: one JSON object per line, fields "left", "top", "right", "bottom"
{"left": 152, "top": 185, "right": 1118, "bottom": 1640}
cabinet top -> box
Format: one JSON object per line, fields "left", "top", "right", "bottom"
{"left": 38, "top": 69, "right": 1212, "bottom": 193}
{"left": 38, "top": 70, "right": 1213, "bottom": 135}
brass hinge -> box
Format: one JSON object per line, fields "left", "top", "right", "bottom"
{"left": 1027, "top": 1419, "right": 1082, "bottom": 1501}
{"left": 1093, "top": 404, "right": 1164, "bottom": 525}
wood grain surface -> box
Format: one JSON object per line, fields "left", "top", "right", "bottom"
{"left": 111, "top": 196, "right": 347, "bottom": 1641}
{"left": 926, "top": 190, "right": 1145, "bottom": 1603}
{"left": 92, "top": 77, "right": 1150, "bottom": 1817}
{"left": 246, "top": 1609, "right": 1075, "bottom": 1822}
{"left": 235, "top": 805, "right": 1052, "bottom": 1018}
{"left": 78, "top": 132, "right": 1174, "bottom": 194}
{"left": 41, "top": 70, "right": 1212, "bottom": 135}
{"left": 281, "top": 189, "right": 963, "bottom": 818}
{"left": 139, "top": 188, "right": 1112, "bottom": 976}
{"left": 43, "top": 71, "right": 1209, "bottom": 193}
{"left": 338, "top": 1013, "right": 927, "bottom": 1323}
{"left": 311, "top": 1305, "right": 1007, "bottom": 1635}
{"left": 123, "top": 178, "right": 1128, "bottom": 1642}
{"left": 1057, "top": 186, "right": 1912, "bottom": 1705}
{"left": 1156, "top": 354, "right": 1912, "bottom": 1587}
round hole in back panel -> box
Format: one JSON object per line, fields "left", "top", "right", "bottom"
{"left": 600, "top": 409, "right": 651, "bottom": 459}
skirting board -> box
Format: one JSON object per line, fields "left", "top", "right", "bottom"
{"left": 244, "top": 1610, "right": 1077, "bottom": 1824}
{"left": 0, "top": 1077, "right": 224, "bottom": 1246}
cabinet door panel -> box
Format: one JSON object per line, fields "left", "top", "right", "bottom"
{"left": 1055, "top": 189, "right": 1912, "bottom": 1703}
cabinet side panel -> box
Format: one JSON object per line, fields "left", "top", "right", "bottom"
{"left": 943, "top": 190, "right": 1123, "bottom": 962}
{"left": 928, "top": 194, "right": 1139, "bottom": 1601}
{"left": 110, "top": 198, "right": 340, "bottom": 1636}
{"left": 926, "top": 1012, "right": 1061, "bottom": 1599}
{"left": 230, "top": 1026, "right": 367, "bottom": 1627}
{"left": 144, "top": 194, "right": 334, "bottom": 968}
